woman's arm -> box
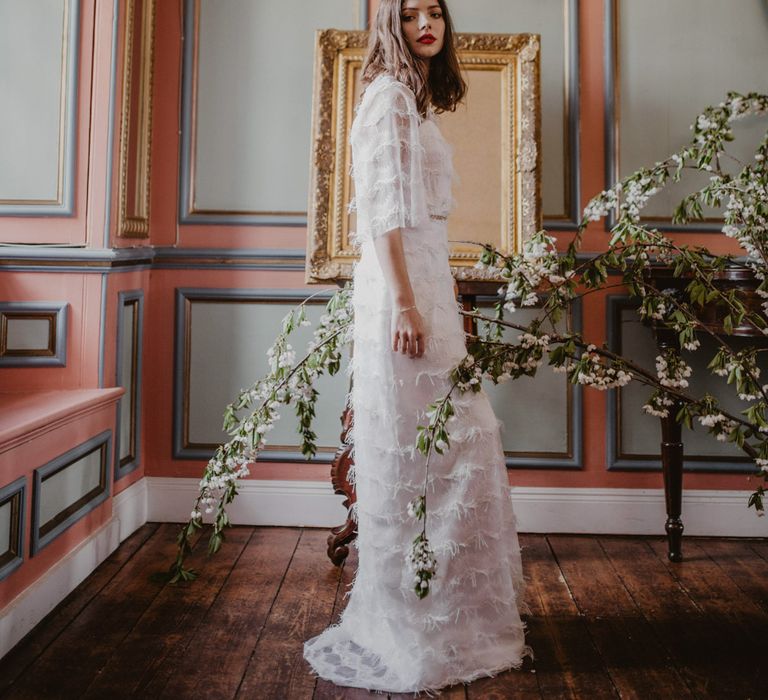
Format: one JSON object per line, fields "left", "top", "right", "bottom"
{"left": 373, "top": 228, "right": 426, "bottom": 359}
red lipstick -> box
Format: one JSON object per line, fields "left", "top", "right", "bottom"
{"left": 417, "top": 33, "right": 436, "bottom": 44}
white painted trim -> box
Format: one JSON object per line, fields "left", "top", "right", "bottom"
{"left": 113, "top": 477, "right": 148, "bottom": 542}
{"left": 146, "top": 476, "right": 348, "bottom": 527}
{"left": 145, "top": 477, "right": 768, "bottom": 537}
{"left": 0, "top": 517, "right": 121, "bottom": 660}
{"left": 0, "top": 479, "right": 148, "bottom": 661}
{"left": 509, "top": 486, "right": 768, "bottom": 537}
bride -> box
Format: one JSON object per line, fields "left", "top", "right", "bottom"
{"left": 303, "top": 0, "right": 532, "bottom": 693}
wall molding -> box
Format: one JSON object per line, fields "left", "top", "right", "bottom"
{"left": 0, "top": 246, "right": 304, "bottom": 272}
{"left": 178, "top": 0, "right": 369, "bottom": 227}
{"left": 0, "top": 516, "right": 121, "bottom": 662}
{"left": 0, "top": 477, "right": 147, "bottom": 661}
{"left": 113, "top": 476, "right": 148, "bottom": 541}
{"left": 0, "top": 302, "right": 68, "bottom": 368}
{"left": 145, "top": 476, "right": 768, "bottom": 537}
{"left": 474, "top": 294, "right": 584, "bottom": 469}
{"left": 31, "top": 430, "right": 112, "bottom": 555}
{"left": 0, "top": 476, "right": 26, "bottom": 582}
{"left": 605, "top": 294, "right": 755, "bottom": 472}
{"left": 546, "top": 0, "right": 581, "bottom": 229}
{"left": 172, "top": 287, "right": 339, "bottom": 462}
{"left": 114, "top": 291, "right": 144, "bottom": 481}
{"left": 603, "top": 0, "right": 723, "bottom": 233}
{"left": 0, "top": 0, "right": 81, "bottom": 216}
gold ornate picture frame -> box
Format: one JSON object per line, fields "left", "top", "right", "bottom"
{"left": 117, "top": 0, "right": 157, "bottom": 238}
{"left": 305, "top": 30, "right": 541, "bottom": 284}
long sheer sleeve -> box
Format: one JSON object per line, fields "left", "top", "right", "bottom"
{"left": 349, "top": 78, "right": 429, "bottom": 245}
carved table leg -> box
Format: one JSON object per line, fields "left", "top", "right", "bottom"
{"left": 326, "top": 387, "right": 357, "bottom": 566}
{"left": 660, "top": 397, "right": 684, "bottom": 562}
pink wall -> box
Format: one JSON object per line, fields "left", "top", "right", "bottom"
{"left": 0, "top": 0, "right": 146, "bottom": 601}
{"left": 0, "top": 273, "right": 102, "bottom": 391}
{"left": 0, "top": 0, "right": 760, "bottom": 585}
{"left": 138, "top": 0, "right": 754, "bottom": 495}
{"left": 0, "top": 391, "right": 121, "bottom": 607}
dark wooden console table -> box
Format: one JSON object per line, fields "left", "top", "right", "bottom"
{"left": 645, "top": 265, "right": 764, "bottom": 562}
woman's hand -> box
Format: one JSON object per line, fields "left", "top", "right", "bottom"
{"left": 392, "top": 306, "right": 427, "bottom": 358}
{"left": 453, "top": 279, "right": 459, "bottom": 300}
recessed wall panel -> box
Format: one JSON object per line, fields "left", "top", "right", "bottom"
{"left": 5, "top": 318, "right": 52, "bottom": 351}
{"left": 186, "top": 298, "right": 350, "bottom": 457}
{"left": 115, "top": 292, "right": 143, "bottom": 480}
{"left": 0, "top": 476, "right": 25, "bottom": 580}
{"left": 118, "top": 303, "right": 136, "bottom": 461}
{"left": 0, "top": 0, "right": 68, "bottom": 203}
{"left": 38, "top": 449, "right": 102, "bottom": 528}
{"left": 33, "top": 432, "right": 110, "bottom": 554}
{"left": 479, "top": 304, "right": 571, "bottom": 457}
{"left": 613, "top": 0, "right": 768, "bottom": 221}
{"left": 0, "top": 303, "right": 67, "bottom": 367}
{"left": 612, "top": 301, "right": 760, "bottom": 469}
{"left": 0, "top": 501, "right": 11, "bottom": 557}
{"left": 192, "top": 0, "right": 358, "bottom": 215}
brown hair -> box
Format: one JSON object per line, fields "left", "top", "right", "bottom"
{"left": 360, "top": 0, "right": 467, "bottom": 116}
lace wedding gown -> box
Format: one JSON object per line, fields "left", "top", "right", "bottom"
{"left": 303, "top": 73, "right": 531, "bottom": 695}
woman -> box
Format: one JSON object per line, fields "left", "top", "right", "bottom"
{"left": 303, "top": 0, "right": 531, "bottom": 693}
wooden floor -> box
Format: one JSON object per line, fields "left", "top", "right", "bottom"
{"left": 2, "top": 524, "right": 767, "bottom": 699}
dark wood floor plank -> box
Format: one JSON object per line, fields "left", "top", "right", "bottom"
{"left": 80, "top": 525, "right": 254, "bottom": 698}
{"left": 7, "top": 528, "right": 768, "bottom": 700}
{"left": 2, "top": 523, "right": 196, "bottom": 700}
{"left": 548, "top": 535, "right": 694, "bottom": 700}
{"left": 153, "top": 526, "right": 302, "bottom": 700}
{"left": 0, "top": 522, "right": 159, "bottom": 693}
{"left": 520, "top": 535, "right": 618, "bottom": 700}
{"left": 600, "top": 536, "right": 757, "bottom": 699}
{"left": 463, "top": 540, "right": 540, "bottom": 700}
{"left": 465, "top": 670, "right": 540, "bottom": 700}
{"left": 703, "top": 538, "right": 768, "bottom": 614}
{"left": 747, "top": 538, "right": 768, "bottom": 564}
{"left": 648, "top": 538, "right": 767, "bottom": 691}
{"left": 236, "top": 528, "right": 344, "bottom": 700}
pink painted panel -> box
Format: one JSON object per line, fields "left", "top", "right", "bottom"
{"left": 132, "top": 0, "right": 750, "bottom": 495}
{"left": 0, "top": 272, "right": 102, "bottom": 390}
{"left": 1, "top": 0, "right": 95, "bottom": 246}
{"left": 0, "top": 396, "right": 119, "bottom": 609}
{"left": 104, "top": 270, "right": 150, "bottom": 490}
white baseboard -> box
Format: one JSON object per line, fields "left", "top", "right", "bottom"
{"left": 146, "top": 476, "right": 348, "bottom": 527}
{"left": 509, "top": 486, "right": 767, "bottom": 537}
{"left": 0, "top": 516, "right": 121, "bottom": 660}
{"left": 113, "top": 477, "right": 148, "bottom": 541}
{"left": 0, "top": 478, "right": 149, "bottom": 661}
{"left": 146, "top": 477, "right": 767, "bottom": 538}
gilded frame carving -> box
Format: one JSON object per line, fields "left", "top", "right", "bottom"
{"left": 305, "top": 30, "right": 542, "bottom": 284}
{"left": 117, "top": 0, "right": 157, "bottom": 238}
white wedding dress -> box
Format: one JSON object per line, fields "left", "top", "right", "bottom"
{"left": 303, "top": 73, "right": 531, "bottom": 695}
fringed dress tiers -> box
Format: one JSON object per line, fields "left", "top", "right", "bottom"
{"left": 303, "top": 73, "right": 532, "bottom": 695}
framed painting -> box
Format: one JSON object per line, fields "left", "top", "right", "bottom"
{"left": 305, "top": 29, "right": 541, "bottom": 284}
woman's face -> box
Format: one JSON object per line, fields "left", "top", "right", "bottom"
{"left": 400, "top": 0, "right": 445, "bottom": 62}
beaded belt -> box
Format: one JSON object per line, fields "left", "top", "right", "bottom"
{"left": 429, "top": 213, "right": 448, "bottom": 221}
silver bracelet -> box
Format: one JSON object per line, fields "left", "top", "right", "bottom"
{"left": 398, "top": 304, "right": 417, "bottom": 314}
